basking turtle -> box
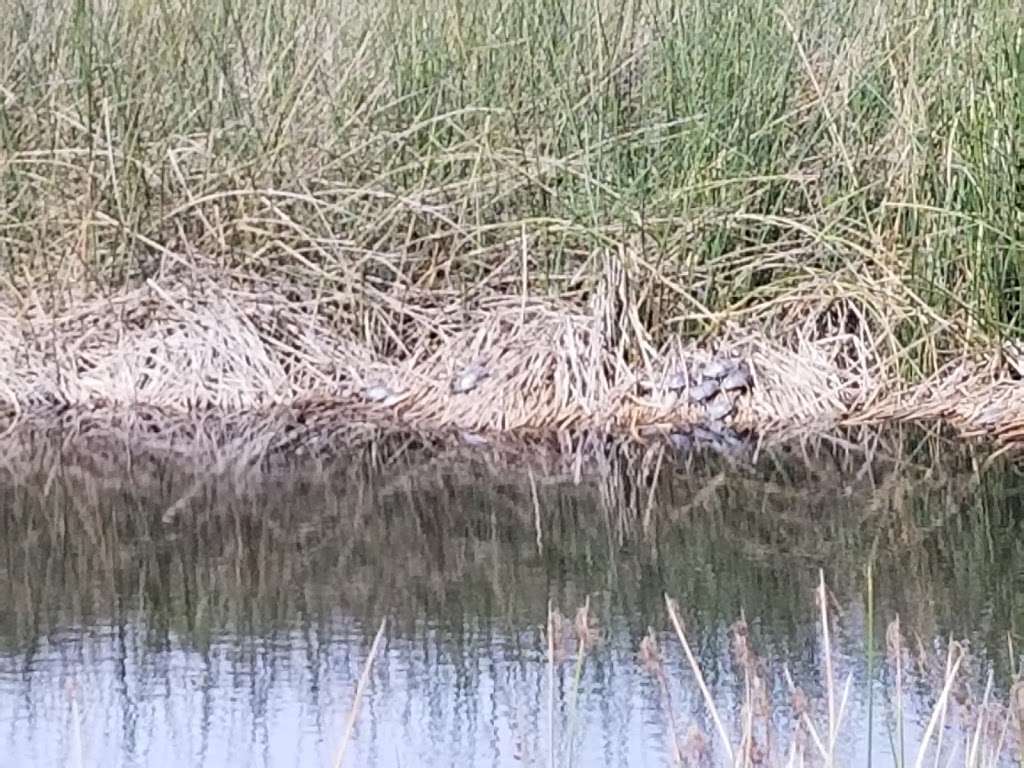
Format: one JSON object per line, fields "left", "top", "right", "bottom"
{"left": 362, "top": 381, "right": 405, "bottom": 408}
{"left": 720, "top": 361, "right": 753, "bottom": 392}
{"left": 363, "top": 382, "right": 393, "bottom": 402}
{"left": 700, "top": 423, "right": 748, "bottom": 455}
{"left": 665, "top": 367, "right": 691, "bottom": 393}
{"left": 704, "top": 395, "right": 735, "bottom": 422}
{"left": 451, "top": 363, "right": 490, "bottom": 394}
{"left": 668, "top": 428, "right": 694, "bottom": 451}
{"left": 692, "top": 424, "right": 722, "bottom": 443}
{"left": 460, "top": 430, "right": 489, "bottom": 446}
{"left": 688, "top": 378, "right": 720, "bottom": 404}
{"left": 702, "top": 357, "right": 736, "bottom": 380}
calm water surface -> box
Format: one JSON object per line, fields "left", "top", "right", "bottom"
{"left": 0, "top": 428, "right": 1022, "bottom": 767}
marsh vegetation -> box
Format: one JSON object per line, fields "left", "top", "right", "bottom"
{"left": 0, "top": 0, "right": 1022, "bottom": 437}
{"left": 2, "top": 3, "right": 1023, "bottom": 761}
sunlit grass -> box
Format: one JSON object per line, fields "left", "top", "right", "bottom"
{"left": 1, "top": 0, "right": 1020, "bottom": 379}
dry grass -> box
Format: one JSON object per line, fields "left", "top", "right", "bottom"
{"left": 332, "top": 618, "right": 388, "bottom": 768}
{"left": 3, "top": 276, "right": 1024, "bottom": 447}
{"left": 322, "top": 582, "right": 1023, "bottom": 767}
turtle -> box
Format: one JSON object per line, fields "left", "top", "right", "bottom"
{"left": 668, "top": 429, "right": 694, "bottom": 451}
{"left": 720, "top": 361, "right": 753, "bottom": 392}
{"left": 363, "top": 381, "right": 409, "bottom": 407}
{"left": 702, "top": 357, "right": 737, "bottom": 380}
{"left": 363, "top": 382, "right": 393, "bottom": 402}
{"left": 451, "top": 363, "right": 490, "bottom": 394}
{"left": 692, "top": 425, "right": 721, "bottom": 443}
{"left": 704, "top": 395, "right": 735, "bottom": 422}
{"left": 460, "top": 431, "right": 490, "bottom": 446}
{"left": 664, "top": 368, "right": 691, "bottom": 393}
{"left": 688, "top": 378, "right": 720, "bottom": 404}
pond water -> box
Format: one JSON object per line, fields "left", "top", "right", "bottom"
{"left": 0, "top": 427, "right": 1021, "bottom": 767}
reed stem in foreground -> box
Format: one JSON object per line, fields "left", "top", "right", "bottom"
{"left": 818, "top": 571, "right": 838, "bottom": 765}
{"left": 665, "top": 594, "right": 736, "bottom": 765}
{"left": 331, "top": 618, "right": 387, "bottom": 768}
{"left": 548, "top": 600, "right": 556, "bottom": 768}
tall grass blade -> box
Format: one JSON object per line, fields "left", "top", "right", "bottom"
{"left": 818, "top": 571, "right": 837, "bottom": 766}
{"left": 866, "top": 559, "right": 875, "bottom": 768}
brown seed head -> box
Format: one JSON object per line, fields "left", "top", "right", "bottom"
{"left": 731, "top": 618, "right": 752, "bottom": 670}
{"left": 749, "top": 735, "right": 766, "bottom": 765}
{"left": 682, "top": 724, "right": 708, "bottom": 763}
{"left": 791, "top": 687, "right": 809, "bottom": 718}
{"left": 638, "top": 628, "right": 661, "bottom": 673}
{"left": 886, "top": 617, "right": 902, "bottom": 662}
{"left": 751, "top": 673, "right": 770, "bottom": 719}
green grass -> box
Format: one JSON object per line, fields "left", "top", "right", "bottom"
{"left": 0, "top": 0, "right": 1021, "bottom": 373}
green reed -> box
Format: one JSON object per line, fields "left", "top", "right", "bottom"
{"left": 0, "top": 0, "right": 1020, "bottom": 377}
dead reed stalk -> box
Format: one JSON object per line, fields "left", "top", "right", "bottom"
{"left": 331, "top": 617, "right": 387, "bottom": 768}
{"left": 665, "top": 595, "right": 736, "bottom": 765}
{"left": 548, "top": 600, "right": 556, "bottom": 768}
{"left": 639, "top": 628, "right": 687, "bottom": 764}
{"left": 662, "top": 578, "right": 1018, "bottom": 768}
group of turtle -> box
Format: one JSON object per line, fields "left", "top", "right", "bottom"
{"left": 361, "top": 355, "right": 753, "bottom": 431}
{"left": 663, "top": 355, "right": 753, "bottom": 424}
{"left": 360, "top": 363, "right": 491, "bottom": 407}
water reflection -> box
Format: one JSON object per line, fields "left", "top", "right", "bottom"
{"left": 0, "top": 426, "right": 1021, "bottom": 766}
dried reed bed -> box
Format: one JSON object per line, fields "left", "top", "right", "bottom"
{"left": 848, "top": 351, "right": 1024, "bottom": 444}
{"left": 3, "top": 278, "right": 1024, "bottom": 450}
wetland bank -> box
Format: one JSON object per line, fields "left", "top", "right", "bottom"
{"left": 1, "top": 0, "right": 1023, "bottom": 764}
{"left": 0, "top": 0, "right": 1022, "bottom": 443}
